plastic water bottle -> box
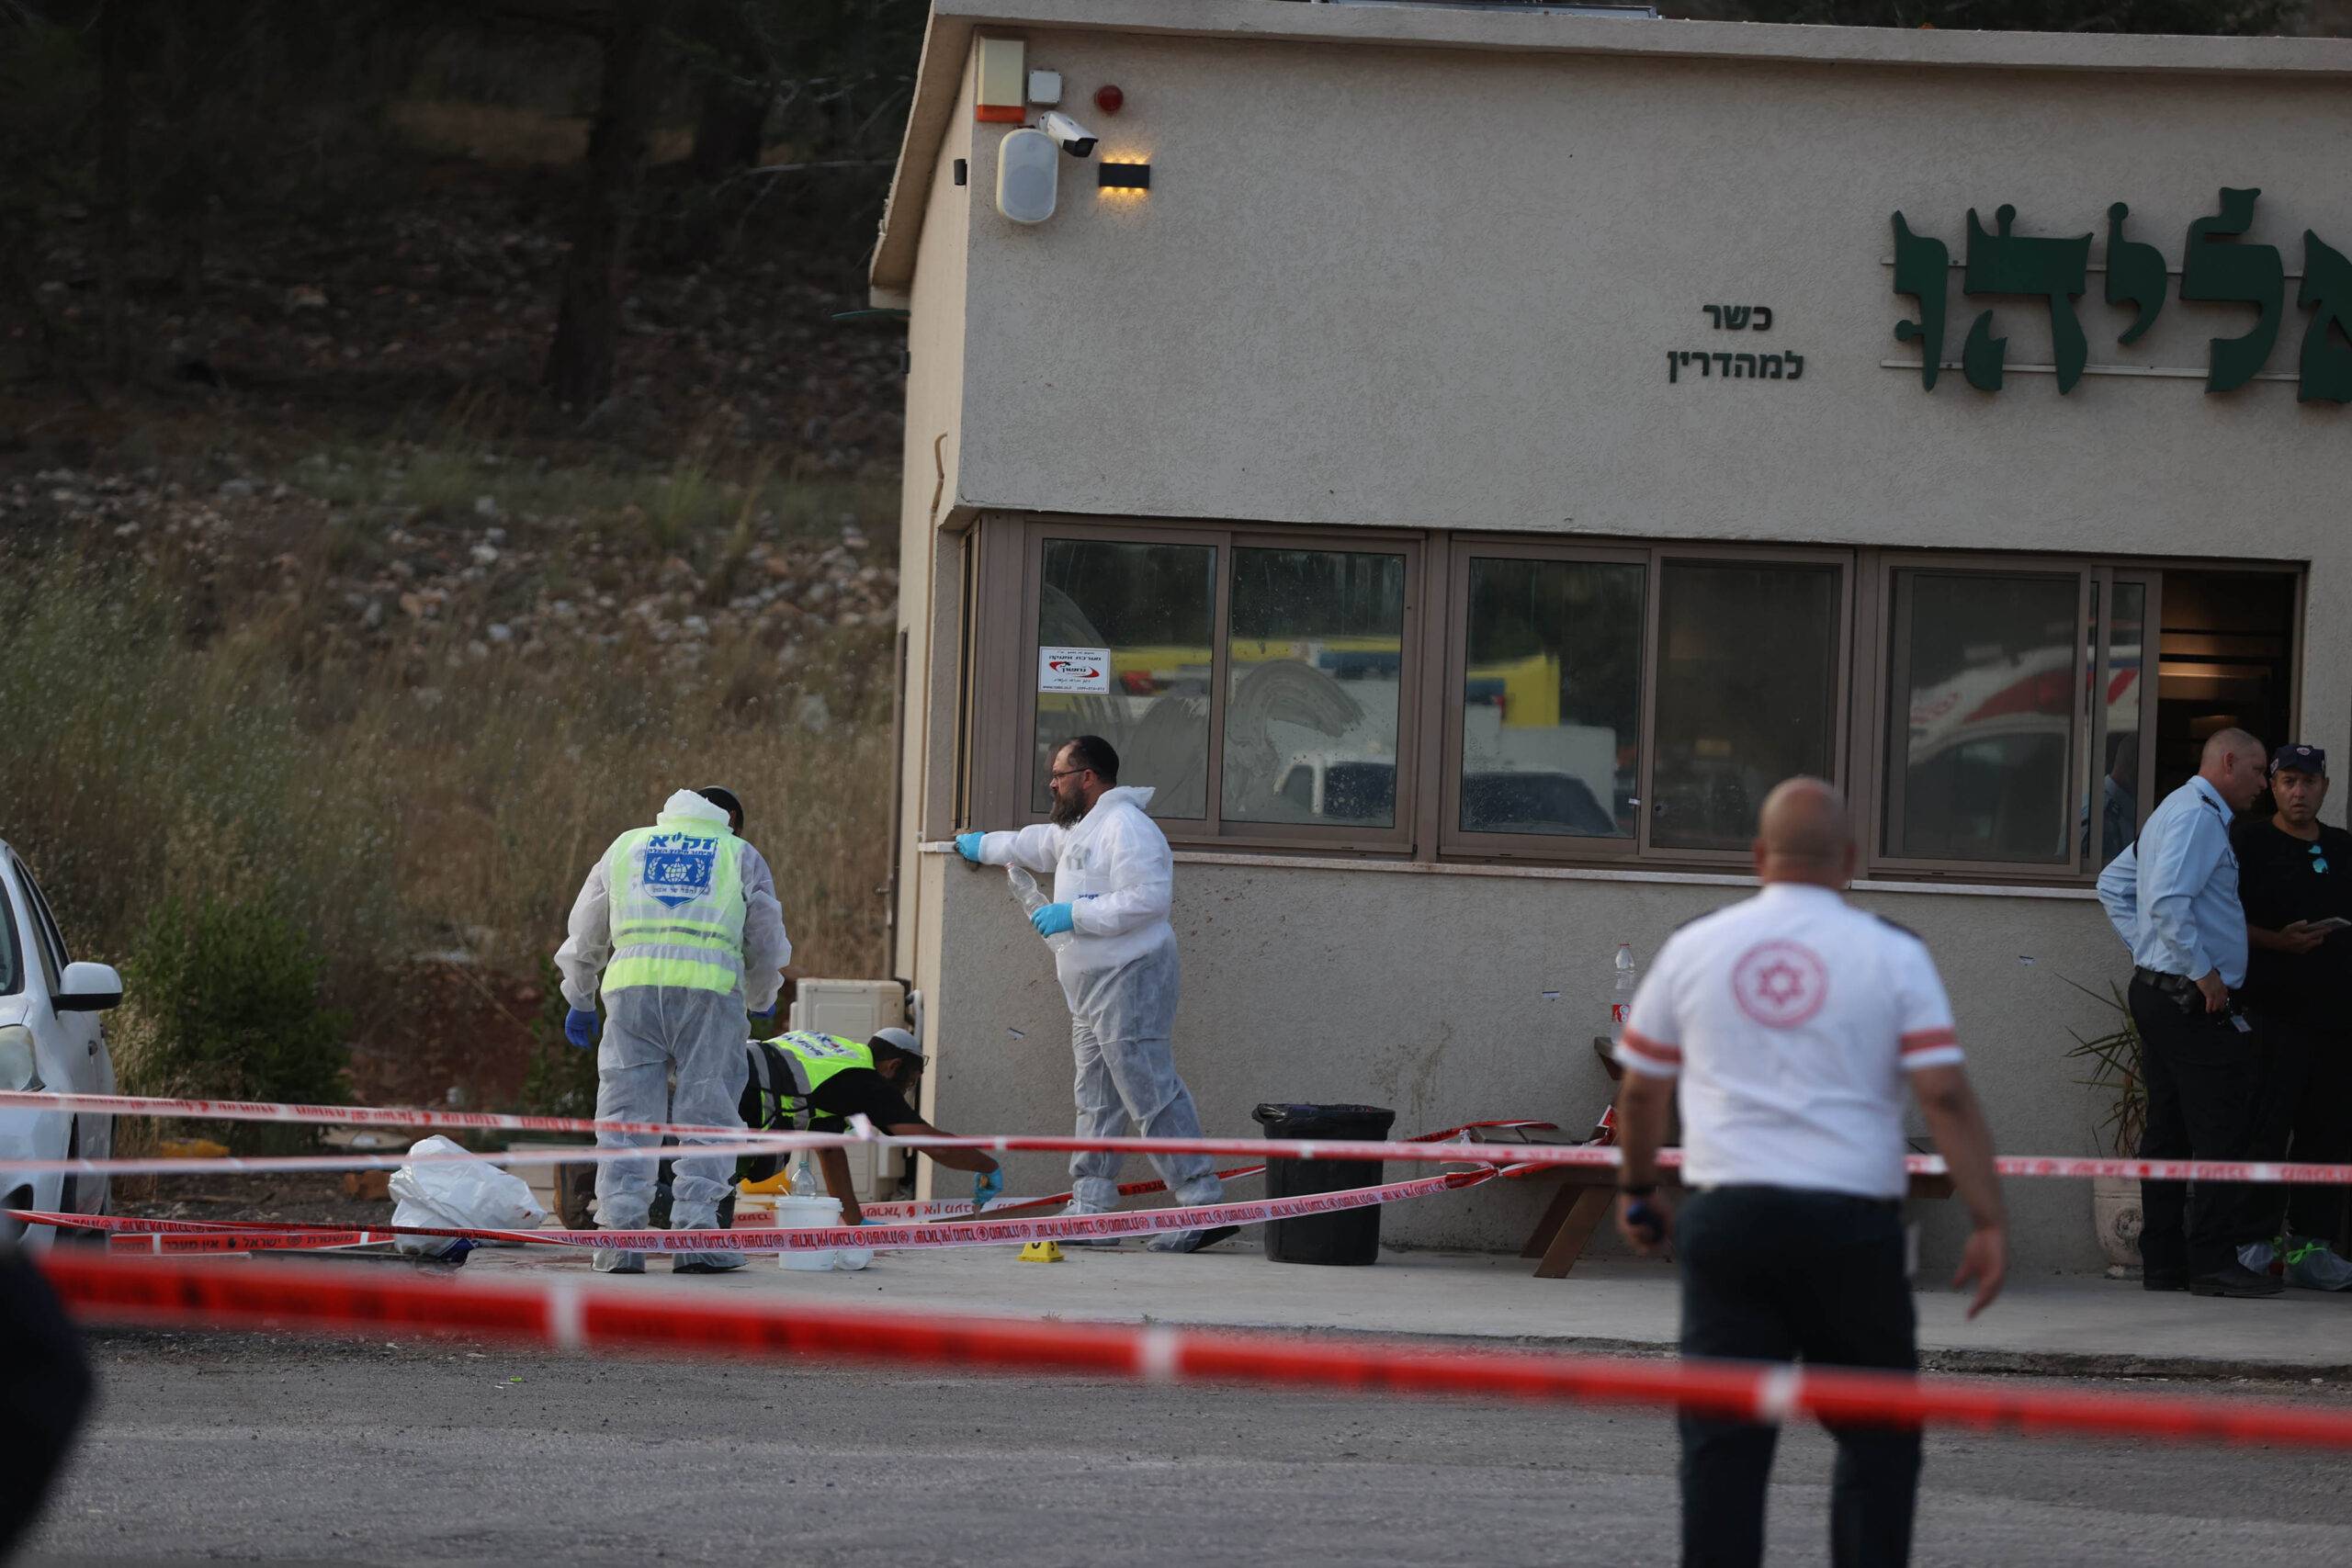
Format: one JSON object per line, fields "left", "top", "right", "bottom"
{"left": 789, "top": 1150, "right": 820, "bottom": 1199}
{"left": 1005, "top": 865, "right": 1074, "bottom": 953}
{"left": 1610, "top": 942, "right": 1638, "bottom": 1044}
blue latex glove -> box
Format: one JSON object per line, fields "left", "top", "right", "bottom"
{"left": 974, "top": 1168, "right": 1005, "bottom": 1208}
{"left": 564, "top": 1008, "right": 599, "bottom": 1049}
{"left": 955, "top": 831, "right": 985, "bottom": 863}
{"left": 750, "top": 1002, "right": 775, "bottom": 1021}
{"left": 1030, "top": 902, "right": 1075, "bottom": 939}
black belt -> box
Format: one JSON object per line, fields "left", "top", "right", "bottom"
{"left": 1689, "top": 1184, "right": 1902, "bottom": 1213}
{"left": 2132, "top": 965, "right": 2196, "bottom": 994}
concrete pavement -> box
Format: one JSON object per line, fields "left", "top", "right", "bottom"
{"left": 28, "top": 1334, "right": 2352, "bottom": 1568}
{"left": 462, "top": 1237, "right": 2352, "bottom": 1380}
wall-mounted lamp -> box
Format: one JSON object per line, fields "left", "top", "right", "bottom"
{"left": 1097, "top": 162, "right": 1151, "bottom": 194}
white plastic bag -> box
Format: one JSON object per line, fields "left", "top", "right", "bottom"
{"left": 388, "top": 1135, "right": 548, "bottom": 1258}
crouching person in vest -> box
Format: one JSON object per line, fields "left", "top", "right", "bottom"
{"left": 555, "top": 786, "right": 792, "bottom": 1274}
{"left": 741, "top": 1029, "right": 1003, "bottom": 1221}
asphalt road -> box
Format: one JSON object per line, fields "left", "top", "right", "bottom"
{"left": 21, "top": 1331, "right": 2352, "bottom": 1568}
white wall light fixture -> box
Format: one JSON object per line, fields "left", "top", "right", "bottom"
{"left": 997, "top": 126, "right": 1058, "bottom": 223}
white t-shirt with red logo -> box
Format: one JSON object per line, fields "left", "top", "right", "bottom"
{"left": 1616, "top": 883, "right": 1963, "bottom": 1200}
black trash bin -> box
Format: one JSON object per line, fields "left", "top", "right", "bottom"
{"left": 1253, "top": 1102, "right": 1396, "bottom": 1266}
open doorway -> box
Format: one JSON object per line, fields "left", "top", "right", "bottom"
{"left": 2149, "top": 570, "right": 2300, "bottom": 806}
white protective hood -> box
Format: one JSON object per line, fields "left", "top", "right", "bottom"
{"left": 659, "top": 789, "right": 731, "bottom": 826}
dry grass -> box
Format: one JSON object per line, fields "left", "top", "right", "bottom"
{"left": 0, "top": 554, "right": 894, "bottom": 1011}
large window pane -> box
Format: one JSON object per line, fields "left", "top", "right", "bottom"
{"left": 1887, "top": 570, "right": 2076, "bottom": 863}
{"left": 1652, "top": 561, "right": 1840, "bottom": 851}
{"left": 1034, "top": 539, "right": 1215, "bottom": 818}
{"left": 1223, "top": 547, "right": 1407, "bottom": 828}
{"left": 1460, "top": 557, "right": 1643, "bottom": 838}
{"left": 2095, "top": 582, "right": 2147, "bottom": 869}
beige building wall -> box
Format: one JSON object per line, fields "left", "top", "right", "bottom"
{"left": 918, "top": 844, "right": 2124, "bottom": 1274}
{"left": 883, "top": 4, "right": 2352, "bottom": 1265}
{"left": 890, "top": 56, "right": 978, "bottom": 987}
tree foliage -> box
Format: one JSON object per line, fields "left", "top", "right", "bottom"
{"left": 0, "top": 0, "right": 928, "bottom": 400}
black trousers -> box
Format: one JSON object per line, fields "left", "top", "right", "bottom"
{"left": 2129, "top": 976, "right": 2273, "bottom": 1279}
{"left": 1677, "top": 1187, "right": 1921, "bottom": 1568}
{"left": 0, "top": 1247, "right": 94, "bottom": 1559}
{"left": 2276, "top": 1017, "right": 2352, "bottom": 1245}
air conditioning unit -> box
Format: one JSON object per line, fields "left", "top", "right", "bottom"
{"left": 786, "top": 978, "right": 910, "bottom": 1201}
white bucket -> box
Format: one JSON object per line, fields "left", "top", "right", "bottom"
{"left": 774, "top": 1194, "right": 846, "bottom": 1271}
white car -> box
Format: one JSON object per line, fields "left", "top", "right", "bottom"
{"left": 0, "top": 840, "right": 123, "bottom": 1247}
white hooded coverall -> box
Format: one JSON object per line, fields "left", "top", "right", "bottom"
{"left": 977, "top": 785, "right": 1221, "bottom": 1212}
{"left": 555, "top": 790, "right": 791, "bottom": 1233}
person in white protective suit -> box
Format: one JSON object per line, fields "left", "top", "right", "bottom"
{"left": 957, "top": 735, "right": 1238, "bottom": 1254}
{"left": 555, "top": 786, "right": 791, "bottom": 1274}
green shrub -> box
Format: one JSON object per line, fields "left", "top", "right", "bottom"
{"left": 518, "top": 956, "right": 599, "bottom": 1119}
{"left": 117, "top": 895, "right": 351, "bottom": 1149}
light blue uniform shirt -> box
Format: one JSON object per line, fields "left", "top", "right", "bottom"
{"left": 2095, "top": 775, "right": 2246, "bottom": 988}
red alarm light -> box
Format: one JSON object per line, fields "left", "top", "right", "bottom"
{"left": 1093, "top": 84, "right": 1125, "bottom": 115}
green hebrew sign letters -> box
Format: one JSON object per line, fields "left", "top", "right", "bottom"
{"left": 2180, "top": 187, "right": 2283, "bottom": 393}
{"left": 2103, "top": 204, "right": 2166, "bottom": 346}
{"left": 2297, "top": 231, "right": 2352, "bottom": 405}
{"left": 1960, "top": 205, "right": 2092, "bottom": 393}
{"left": 1890, "top": 187, "right": 2349, "bottom": 403}
{"left": 1890, "top": 213, "right": 1949, "bottom": 391}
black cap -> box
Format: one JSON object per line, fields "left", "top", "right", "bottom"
{"left": 2270, "top": 745, "right": 2326, "bottom": 778}
{"left": 695, "top": 786, "right": 745, "bottom": 831}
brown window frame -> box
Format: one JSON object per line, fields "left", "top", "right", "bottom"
{"left": 1439, "top": 539, "right": 1855, "bottom": 867}
{"left": 1636, "top": 545, "right": 1856, "bottom": 868}
{"left": 1438, "top": 537, "right": 1649, "bottom": 863}
{"left": 1005, "top": 516, "right": 1428, "bottom": 854}
{"left": 2082, "top": 569, "right": 2161, "bottom": 877}
{"left": 1868, "top": 555, "right": 2093, "bottom": 879}
{"left": 963, "top": 517, "right": 2294, "bottom": 888}
{"left": 1855, "top": 554, "right": 2176, "bottom": 886}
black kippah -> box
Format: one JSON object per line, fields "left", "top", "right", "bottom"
{"left": 696, "top": 785, "right": 744, "bottom": 829}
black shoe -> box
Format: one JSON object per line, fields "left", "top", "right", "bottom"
{"left": 2188, "top": 1263, "right": 2283, "bottom": 1298}
{"left": 2142, "top": 1270, "right": 2189, "bottom": 1292}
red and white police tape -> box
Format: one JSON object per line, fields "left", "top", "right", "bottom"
{"left": 17, "top": 1166, "right": 1518, "bottom": 1255}
{"left": 0, "top": 1129, "right": 858, "bottom": 1181}
{"left": 0, "top": 1088, "right": 781, "bottom": 1142}
{"left": 6, "top": 1089, "right": 2350, "bottom": 1186}
{"left": 857, "top": 1118, "right": 1557, "bottom": 1221}
{"left": 35, "top": 1250, "right": 2352, "bottom": 1450}
{"left": 106, "top": 1230, "right": 392, "bottom": 1256}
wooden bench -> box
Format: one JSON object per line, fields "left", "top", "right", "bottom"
{"left": 1475, "top": 1038, "right": 1954, "bottom": 1280}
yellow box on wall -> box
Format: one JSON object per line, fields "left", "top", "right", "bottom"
{"left": 976, "top": 36, "right": 1026, "bottom": 124}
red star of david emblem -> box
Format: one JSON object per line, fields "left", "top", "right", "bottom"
{"left": 1732, "top": 940, "right": 1829, "bottom": 1028}
{"left": 1754, "top": 961, "right": 1808, "bottom": 1009}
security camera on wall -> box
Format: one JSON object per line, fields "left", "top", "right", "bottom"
{"left": 997, "top": 126, "right": 1057, "bottom": 224}
{"left": 1040, "top": 110, "right": 1098, "bottom": 158}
